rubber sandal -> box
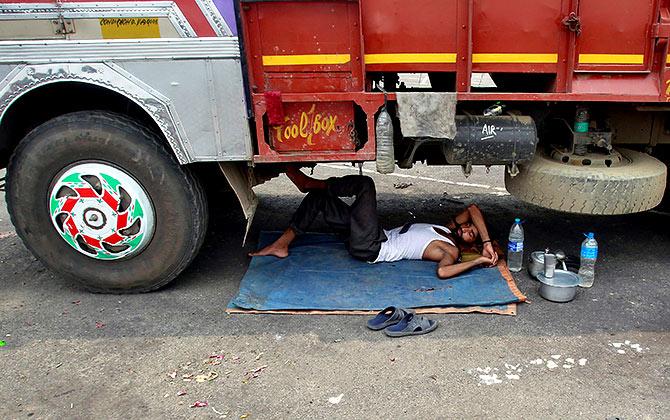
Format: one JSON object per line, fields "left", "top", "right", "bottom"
{"left": 366, "top": 306, "right": 410, "bottom": 331}
{"left": 384, "top": 313, "right": 438, "bottom": 337}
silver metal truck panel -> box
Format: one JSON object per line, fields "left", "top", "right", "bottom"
{"left": 0, "top": 38, "right": 252, "bottom": 163}
{"left": 120, "top": 59, "right": 251, "bottom": 161}
{"left": 0, "top": 66, "right": 11, "bottom": 84}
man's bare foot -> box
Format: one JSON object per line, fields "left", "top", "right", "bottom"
{"left": 248, "top": 244, "right": 289, "bottom": 258}
{"left": 249, "top": 228, "right": 296, "bottom": 258}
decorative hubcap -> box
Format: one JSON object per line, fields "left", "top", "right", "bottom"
{"left": 48, "top": 162, "right": 155, "bottom": 260}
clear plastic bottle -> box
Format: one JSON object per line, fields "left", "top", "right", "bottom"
{"left": 578, "top": 232, "right": 598, "bottom": 288}
{"left": 507, "top": 218, "right": 524, "bottom": 272}
{"left": 375, "top": 106, "right": 395, "bottom": 174}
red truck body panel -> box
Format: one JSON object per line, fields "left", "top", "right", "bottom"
{"left": 240, "top": 0, "right": 670, "bottom": 163}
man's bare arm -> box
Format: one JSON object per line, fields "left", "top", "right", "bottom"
{"left": 285, "top": 166, "right": 327, "bottom": 193}
{"left": 449, "top": 204, "right": 491, "bottom": 242}
{"left": 447, "top": 204, "right": 498, "bottom": 265}
{"left": 436, "top": 253, "right": 494, "bottom": 279}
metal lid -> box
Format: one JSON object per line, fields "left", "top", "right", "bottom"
{"left": 537, "top": 270, "right": 581, "bottom": 287}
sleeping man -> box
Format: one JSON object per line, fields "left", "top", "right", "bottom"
{"left": 250, "top": 167, "right": 499, "bottom": 279}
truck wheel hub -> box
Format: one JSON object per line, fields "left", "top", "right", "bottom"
{"left": 83, "top": 208, "right": 106, "bottom": 229}
{"left": 48, "top": 162, "right": 155, "bottom": 260}
{"left": 550, "top": 148, "right": 625, "bottom": 168}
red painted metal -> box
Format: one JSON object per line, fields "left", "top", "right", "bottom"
{"left": 239, "top": 0, "right": 670, "bottom": 163}
{"left": 241, "top": 0, "right": 363, "bottom": 93}
{"left": 360, "top": 0, "right": 458, "bottom": 73}
{"left": 471, "top": 0, "right": 562, "bottom": 74}
{"left": 269, "top": 102, "right": 355, "bottom": 152}
{"left": 575, "top": 0, "right": 657, "bottom": 72}
{"left": 456, "top": 0, "right": 473, "bottom": 92}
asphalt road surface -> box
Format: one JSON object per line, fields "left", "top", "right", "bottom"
{"left": 1, "top": 164, "right": 668, "bottom": 419}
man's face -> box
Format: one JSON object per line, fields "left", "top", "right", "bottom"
{"left": 457, "top": 222, "right": 479, "bottom": 243}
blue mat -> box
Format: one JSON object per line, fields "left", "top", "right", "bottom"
{"left": 228, "top": 232, "right": 525, "bottom": 314}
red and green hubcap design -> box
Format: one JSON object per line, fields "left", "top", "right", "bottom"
{"left": 48, "top": 163, "right": 155, "bottom": 260}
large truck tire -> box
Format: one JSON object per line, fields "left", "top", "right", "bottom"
{"left": 505, "top": 148, "right": 667, "bottom": 215}
{"left": 6, "top": 111, "right": 208, "bottom": 293}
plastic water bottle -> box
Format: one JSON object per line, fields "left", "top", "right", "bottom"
{"left": 507, "top": 218, "right": 524, "bottom": 272}
{"left": 375, "top": 106, "right": 395, "bottom": 174}
{"left": 578, "top": 232, "right": 598, "bottom": 288}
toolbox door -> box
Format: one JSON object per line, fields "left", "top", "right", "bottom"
{"left": 575, "top": 0, "right": 658, "bottom": 72}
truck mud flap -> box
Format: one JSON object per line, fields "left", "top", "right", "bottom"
{"left": 218, "top": 162, "right": 258, "bottom": 244}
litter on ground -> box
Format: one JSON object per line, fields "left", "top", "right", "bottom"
{"left": 195, "top": 371, "right": 219, "bottom": 382}
{"left": 328, "top": 394, "right": 344, "bottom": 404}
{"left": 245, "top": 365, "right": 268, "bottom": 380}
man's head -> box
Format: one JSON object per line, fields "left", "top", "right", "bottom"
{"left": 457, "top": 222, "right": 479, "bottom": 244}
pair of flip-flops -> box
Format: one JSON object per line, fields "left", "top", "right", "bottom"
{"left": 366, "top": 306, "right": 438, "bottom": 337}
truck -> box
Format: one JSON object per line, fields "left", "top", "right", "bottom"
{"left": 0, "top": 0, "right": 668, "bottom": 292}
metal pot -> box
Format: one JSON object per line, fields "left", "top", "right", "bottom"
{"left": 528, "top": 251, "right": 545, "bottom": 278}
{"left": 537, "top": 270, "right": 581, "bottom": 303}
{"left": 529, "top": 250, "right": 567, "bottom": 279}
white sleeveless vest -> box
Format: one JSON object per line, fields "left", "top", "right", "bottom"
{"left": 373, "top": 223, "right": 455, "bottom": 263}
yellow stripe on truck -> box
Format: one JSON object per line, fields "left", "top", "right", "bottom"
{"left": 364, "top": 53, "right": 457, "bottom": 64}
{"left": 262, "top": 54, "right": 351, "bottom": 66}
{"left": 472, "top": 53, "right": 558, "bottom": 63}
{"left": 578, "top": 54, "right": 644, "bottom": 64}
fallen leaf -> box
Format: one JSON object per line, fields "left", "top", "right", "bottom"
{"left": 177, "top": 390, "right": 187, "bottom": 396}
{"left": 195, "top": 371, "right": 219, "bottom": 382}
{"left": 328, "top": 394, "right": 344, "bottom": 404}
{"left": 190, "top": 401, "right": 208, "bottom": 408}
{"left": 240, "top": 414, "right": 250, "bottom": 419}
